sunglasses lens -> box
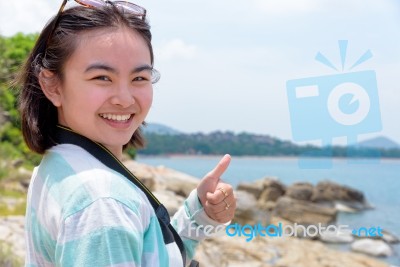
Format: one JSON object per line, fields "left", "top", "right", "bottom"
{"left": 75, "top": 0, "right": 145, "bottom": 17}
{"left": 151, "top": 69, "right": 161, "bottom": 84}
{"left": 114, "top": 1, "right": 145, "bottom": 16}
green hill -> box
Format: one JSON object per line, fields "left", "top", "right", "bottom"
{"left": 139, "top": 127, "right": 400, "bottom": 158}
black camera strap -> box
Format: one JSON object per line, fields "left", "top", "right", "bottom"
{"left": 54, "top": 125, "right": 199, "bottom": 267}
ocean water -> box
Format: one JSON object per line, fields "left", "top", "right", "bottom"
{"left": 136, "top": 155, "right": 400, "bottom": 265}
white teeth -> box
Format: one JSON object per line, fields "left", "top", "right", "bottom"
{"left": 100, "top": 114, "right": 131, "bottom": 121}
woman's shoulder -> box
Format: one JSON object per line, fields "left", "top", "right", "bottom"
{"left": 37, "top": 144, "right": 153, "bottom": 220}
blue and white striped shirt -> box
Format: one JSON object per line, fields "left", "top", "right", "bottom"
{"left": 25, "top": 144, "right": 225, "bottom": 266}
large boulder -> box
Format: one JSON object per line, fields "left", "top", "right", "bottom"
{"left": 156, "top": 165, "right": 199, "bottom": 198}
{"left": 236, "top": 181, "right": 264, "bottom": 199}
{"left": 237, "top": 177, "right": 285, "bottom": 202}
{"left": 274, "top": 196, "right": 337, "bottom": 225}
{"left": 123, "top": 160, "right": 199, "bottom": 197}
{"left": 258, "top": 178, "right": 286, "bottom": 203}
{"left": 312, "top": 181, "right": 369, "bottom": 210}
{"left": 285, "top": 182, "right": 314, "bottom": 201}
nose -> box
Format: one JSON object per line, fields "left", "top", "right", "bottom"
{"left": 110, "top": 83, "right": 135, "bottom": 108}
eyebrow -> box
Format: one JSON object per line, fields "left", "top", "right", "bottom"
{"left": 84, "top": 63, "right": 153, "bottom": 74}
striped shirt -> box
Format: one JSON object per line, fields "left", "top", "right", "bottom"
{"left": 25, "top": 144, "right": 226, "bottom": 267}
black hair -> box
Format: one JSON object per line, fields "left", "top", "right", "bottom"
{"left": 16, "top": 5, "right": 153, "bottom": 154}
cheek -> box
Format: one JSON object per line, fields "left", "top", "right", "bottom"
{"left": 61, "top": 80, "right": 99, "bottom": 107}
{"left": 139, "top": 89, "right": 153, "bottom": 111}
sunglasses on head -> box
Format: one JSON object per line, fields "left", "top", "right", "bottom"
{"left": 47, "top": 0, "right": 146, "bottom": 46}
{"left": 56, "top": 0, "right": 146, "bottom": 18}
{"left": 44, "top": 0, "right": 159, "bottom": 83}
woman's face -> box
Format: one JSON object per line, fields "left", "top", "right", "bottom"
{"left": 55, "top": 27, "right": 153, "bottom": 158}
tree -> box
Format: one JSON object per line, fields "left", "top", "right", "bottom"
{"left": 0, "top": 33, "right": 40, "bottom": 174}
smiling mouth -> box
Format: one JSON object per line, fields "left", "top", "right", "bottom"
{"left": 99, "top": 113, "right": 133, "bottom": 122}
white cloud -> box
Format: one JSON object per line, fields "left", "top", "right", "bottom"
{"left": 155, "top": 39, "right": 197, "bottom": 61}
{"left": 0, "top": 0, "right": 57, "bottom": 36}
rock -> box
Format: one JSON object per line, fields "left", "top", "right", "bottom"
{"left": 285, "top": 182, "right": 314, "bottom": 201}
{"left": 274, "top": 196, "right": 337, "bottom": 225}
{"left": 258, "top": 178, "right": 286, "bottom": 203}
{"left": 365, "top": 229, "right": 400, "bottom": 244}
{"left": 1, "top": 179, "right": 27, "bottom": 194}
{"left": 12, "top": 160, "right": 24, "bottom": 168}
{"left": 194, "top": 236, "right": 275, "bottom": 267}
{"left": 258, "top": 187, "right": 283, "bottom": 202}
{"left": 257, "top": 201, "right": 276, "bottom": 212}
{"left": 123, "top": 160, "right": 160, "bottom": 191}
{"left": 153, "top": 190, "right": 185, "bottom": 216}
{"left": 334, "top": 202, "right": 358, "bottom": 213}
{"left": 258, "top": 177, "right": 286, "bottom": 192}
{"left": 236, "top": 182, "right": 264, "bottom": 199}
{"left": 0, "top": 224, "right": 11, "bottom": 240}
{"left": 156, "top": 165, "right": 199, "bottom": 198}
{"left": 0, "top": 240, "right": 23, "bottom": 267}
{"left": 351, "top": 239, "right": 392, "bottom": 257}
{"left": 194, "top": 235, "right": 390, "bottom": 267}
{"left": 0, "top": 216, "right": 25, "bottom": 262}
{"left": 270, "top": 237, "right": 389, "bottom": 267}
{"left": 319, "top": 228, "right": 354, "bottom": 243}
{"left": 312, "top": 181, "right": 368, "bottom": 210}
{"left": 237, "top": 177, "right": 285, "bottom": 202}
{"left": 381, "top": 230, "right": 400, "bottom": 244}
{"left": 19, "top": 178, "right": 31, "bottom": 191}
{"left": 234, "top": 190, "right": 269, "bottom": 225}
{"left": 123, "top": 160, "right": 199, "bottom": 197}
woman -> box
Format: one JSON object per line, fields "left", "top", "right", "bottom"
{"left": 17, "top": 1, "right": 236, "bottom": 266}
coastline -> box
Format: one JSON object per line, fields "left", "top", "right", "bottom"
{"left": 1, "top": 159, "right": 399, "bottom": 266}
{"left": 137, "top": 154, "right": 400, "bottom": 162}
{"left": 136, "top": 155, "right": 400, "bottom": 265}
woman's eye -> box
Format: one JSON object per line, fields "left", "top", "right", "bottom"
{"left": 133, "top": 76, "right": 149, "bottom": 82}
{"left": 93, "top": 76, "right": 111, "bottom": 82}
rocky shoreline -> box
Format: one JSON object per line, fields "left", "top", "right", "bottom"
{"left": 0, "top": 159, "right": 399, "bottom": 266}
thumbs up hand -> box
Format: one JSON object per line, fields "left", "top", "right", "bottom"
{"left": 197, "top": 154, "right": 236, "bottom": 223}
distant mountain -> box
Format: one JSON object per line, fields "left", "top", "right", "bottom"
{"left": 357, "top": 136, "right": 400, "bottom": 150}
{"left": 143, "top": 123, "right": 181, "bottom": 135}
{"left": 139, "top": 123, "right": 400, "bottom": 158}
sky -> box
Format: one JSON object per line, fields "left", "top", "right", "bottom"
{"left": 1, "top": 0, "right": 400, "bottom": 146}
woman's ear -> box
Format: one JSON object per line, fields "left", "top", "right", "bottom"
{"left": 38, "top": 69, "right": 62, "bottom": 107}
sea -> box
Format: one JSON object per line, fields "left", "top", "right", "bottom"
{"left": 136, "top": 155, "right": 400, "bottom": 265}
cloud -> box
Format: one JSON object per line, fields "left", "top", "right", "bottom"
{"left": 155, "top": 39, "right": 197, "bottom": 61}
{"left": 0, "top": 0, "right": 57, "bottom": 36}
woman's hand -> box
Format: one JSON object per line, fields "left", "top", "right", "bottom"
{"left": 196, "top": 154, "right": 236, "bottom": 223}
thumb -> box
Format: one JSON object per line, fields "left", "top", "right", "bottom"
{"left": 204, "top": 154, "right": 231, "bottom": 183}
{"left": 197, "top": 154, "right": 231, "bottom": 206}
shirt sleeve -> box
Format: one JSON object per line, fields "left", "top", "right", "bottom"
{"left": 55, "top": 198, "right": 145, "bottom": 267}
{"left": 171, "top": 189, "right": 231, "bottom": 265}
